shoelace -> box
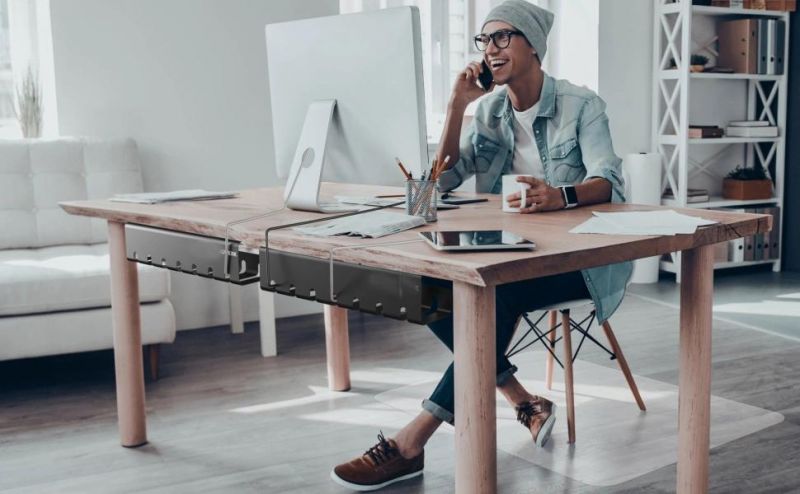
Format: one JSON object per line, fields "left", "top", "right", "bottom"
{"left": 363, "top": 431, "right": 397, "bottom": 466}
{"left": 516, "top": 400, "right": 544, "bottom": 428}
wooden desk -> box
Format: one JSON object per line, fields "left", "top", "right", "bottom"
{"left": 61, "top": 183, "right": 770, "bottom": 494}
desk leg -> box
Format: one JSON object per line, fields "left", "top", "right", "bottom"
{"left": 324, "top": 305, "right": 350, "bottom": 391}
{"left": 108, "top": 221, "right": 147, "bottom": 447}
{"left": 677, "top": 244, "right": 714, "bottom": 493}
{"left": 258, "top": 290, "right": 278, "bottom": 357}
{"left": 454, "top": 282, "right": 496, "bottom": 494}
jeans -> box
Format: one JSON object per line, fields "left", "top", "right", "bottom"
{"left": 421, "top": 270, "right": 590, "bottom": 425}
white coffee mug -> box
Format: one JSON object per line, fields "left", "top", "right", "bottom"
{"left": 502, "top": 174, "right": 533, "bottom": 213}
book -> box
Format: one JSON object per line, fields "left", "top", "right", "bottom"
{"left": 662, "top": 188, "right": 710, "bottom": 203}
{"left": 728, "top": 120, "right": 770, "bottom": 127}
{"left": 688, "top": 126, "right": 724, "bottom": 138}
{"left": 725, "top": 126, "right": 778, "bottom": 137}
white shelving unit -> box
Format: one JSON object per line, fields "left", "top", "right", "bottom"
{"left": 651, "top": 0, "right": 791, "bottom": 278}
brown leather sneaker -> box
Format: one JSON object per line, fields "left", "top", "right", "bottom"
{"left": 516, "top": 396, "right": 557, "bottom": 447}
{"left": 331, "top": 432, "right": 424, "bottom": 491}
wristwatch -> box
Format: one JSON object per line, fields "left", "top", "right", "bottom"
{"left": 559, "top": 185, "right": 578, "bottom": 209}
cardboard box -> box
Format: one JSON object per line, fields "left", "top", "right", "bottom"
{"left": 718, "top": 19, "right": 760, "bottom": 73}
{"left": 765, "top": 0, "right": 797, "bottom": 10}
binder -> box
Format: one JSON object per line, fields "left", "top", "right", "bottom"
{"left": 744, "top": 234, "right": 756, "bottom": 261}
{"left": 775, "top": 20, "right": 786, "bottom": 75}
{"left": 758, "top": 19, "right": 786, "bottom": 75}
{"left": 759, "top": 208, "right": 771, "bottom": 260}
{"left": 719, "top": 19, "right": 759, "bottom": 74}
{"left": 754, "top": 233, "right": 765, "bottom": 261}
{"left": 729, "top": 237, "right": 745, "bottom": 262}
{"left": 769, "top": 206, "right": 781, "bottom": 259}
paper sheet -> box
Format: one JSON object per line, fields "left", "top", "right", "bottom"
{"left": 570, "top": 210, "right": 717, "bottom": 235}
{"left": 293, "top": 211, "right": 426, "bottom": 238}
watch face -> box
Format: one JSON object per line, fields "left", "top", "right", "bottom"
{"left": 564, "top": 186, "right": 578, "bottom": 206}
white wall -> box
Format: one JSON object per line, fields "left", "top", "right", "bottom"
{"left": 598, "top": 0, "right": 654, "bottom": 158}
{"left": 548, "top": 0, "right": 653, "bottom": 159}
{"left": 50, "top": 1, "right": 338, "bottom": 330}
{"left": 548, "top": 0, "right": 600, "bottom": 92}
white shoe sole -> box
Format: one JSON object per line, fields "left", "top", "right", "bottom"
{"left": 330, "top": 469, "right": 423, "bottom": 491}
{"left": 535, "top": 403, "right": 557, "bottom": 448}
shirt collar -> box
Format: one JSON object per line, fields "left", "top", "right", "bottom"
{"left": 494, "top": 72, "right": 556, "bottom": 119}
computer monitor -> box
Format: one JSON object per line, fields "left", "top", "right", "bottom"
{"left": 265, "top": 7, "right": 428, "bottom": 211}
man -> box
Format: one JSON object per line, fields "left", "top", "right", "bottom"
{"left": 331, "top": 1, "right": 632, "bottom": 490}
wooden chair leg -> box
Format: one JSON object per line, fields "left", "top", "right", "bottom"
{"left": 545, "top": 310, "right": 557, "bottom": 390}
{"left": 601, "top": 321, "right": 646, "bottom": 411}
{"left": 145, "top": 344, "right": 160, "bottom": 381}
{"left": 561, "top": 310, "right": 576, "bottom": 444}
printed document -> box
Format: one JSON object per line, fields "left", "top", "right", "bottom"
{"left": 570, "top": 210, "right": 716, "bottom": 235}
{"left": 111, "top": 190, "right": 237, "bottom": 204}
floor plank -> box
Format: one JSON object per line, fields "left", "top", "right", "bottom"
{"left": 1, "top": 290, "right": 799, "bottom": 493}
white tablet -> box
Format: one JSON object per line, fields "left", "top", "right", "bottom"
{"left": 419, "top": 230, "right": 536, "bottom": 251}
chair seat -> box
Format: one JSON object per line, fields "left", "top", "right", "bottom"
{"left": 537, "top": 298, "right": 594, "bottom": 313}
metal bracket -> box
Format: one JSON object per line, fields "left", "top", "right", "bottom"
{"left": 259, "top": 248, "right": 451, "bottom": 325}
{"left": 125, "top": 224, "right": 259, "bottom": 285}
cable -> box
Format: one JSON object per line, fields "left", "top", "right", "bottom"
{"left": 221, "top": 160, "right": 307, "bottom": 279}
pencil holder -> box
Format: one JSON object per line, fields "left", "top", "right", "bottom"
{"left": 405, "top": 179, "right": 438, "bottom": 223}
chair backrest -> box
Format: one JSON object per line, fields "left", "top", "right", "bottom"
{"left": 0, "top": 138, "right": 143, "bottom": 250}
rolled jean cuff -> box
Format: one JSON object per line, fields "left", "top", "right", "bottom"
{"left": 421, "top": 398, "right": 455, "bottom": 425}
{"left": 496, "top": 364, "right": 518, "bottom": 386}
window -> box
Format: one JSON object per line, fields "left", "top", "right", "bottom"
{"left": 341, "top": 1, "right": 553, "bottom": 139}
{"left": 341, "top": 0, "right": 496, "bottom": 135}
{"left": 0, "top": 1, "right": 15, "bottom": 128}
{"left": 0, "top": 0, "right": 54, "bottom": 138}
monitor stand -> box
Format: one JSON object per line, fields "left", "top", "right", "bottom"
{"left": 283, "top": 99, "right": 360, "bottom": 213}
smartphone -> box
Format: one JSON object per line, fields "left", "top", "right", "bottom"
{"left": 478, "top": 60, "right": 494, "bottom": 91}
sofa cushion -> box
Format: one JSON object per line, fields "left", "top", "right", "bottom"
{"left": 0, "top": 300, "right": 176, "bottom": 361}
{"left": 0, "top": 243, "right": 170, "bottom": 317}
{"left": 0, "top": 138, "right": 143, "bottom": 249}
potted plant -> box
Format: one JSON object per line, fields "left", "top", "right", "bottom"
{"left": 15, "top": 66, "right": 42, "bottom": 138}
{"left": 722, "top": 165, "right": 773, "bottom": 200}
{"left": 690, "top": 54, "right": 709, "bottom": 72}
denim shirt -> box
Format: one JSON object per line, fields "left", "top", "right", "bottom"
{"left": 438, "top": 73, "right": 633, "bottom": 323}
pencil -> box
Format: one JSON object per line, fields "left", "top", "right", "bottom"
{"left": 432, "top": 155, "right": 450, "bottom": 181}
{"left": 395, "top": 157, "right": 412, "bottom": 180}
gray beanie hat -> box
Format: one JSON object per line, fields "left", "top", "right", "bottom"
{"left": 483, "top": 0, "right": 554, "bottom": 60}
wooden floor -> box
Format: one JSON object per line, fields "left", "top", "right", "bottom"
{"left": 2, "top": 293, "right": 800, "bottom": 493}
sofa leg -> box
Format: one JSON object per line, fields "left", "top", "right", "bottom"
{"left": 145, "top": 344, "right": 160, "bottom": 381}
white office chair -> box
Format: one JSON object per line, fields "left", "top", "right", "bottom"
{"left": 506, "top": 300, "right": 646, "bottom": 444}
{"left": 507, "top": 172, "right": 645, "bottom": 443}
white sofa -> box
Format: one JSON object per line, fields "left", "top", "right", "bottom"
{"left": 0, "top": 138, "right": 176, "bottom": 377}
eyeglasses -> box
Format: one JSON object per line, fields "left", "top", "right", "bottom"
{"left": 473, "top": 29, "right": 523, "bottom": 51}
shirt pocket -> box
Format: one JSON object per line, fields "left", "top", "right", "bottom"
{"left": 473, "top": 135, "right": 503, "bottom": 173}
{"left": 548, "top": 136, "right": 583, "bottom": 183}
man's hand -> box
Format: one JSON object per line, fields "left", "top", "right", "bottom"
{"left": 449, "top": 61, "right": 493, "bottom": 110}
{"left": 505, "top": 176, "right": 566, "bottom": 213}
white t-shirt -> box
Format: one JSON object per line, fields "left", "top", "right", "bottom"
{"left": 511, "top": 102, "right": 545, "bottom": 178}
